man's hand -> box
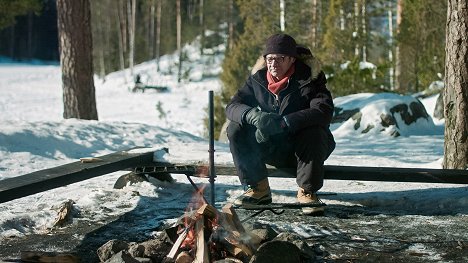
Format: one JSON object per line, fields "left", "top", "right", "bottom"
{"left": 255, "top": 129, "right": 269, "bottom": 143}
{"left": 255, "top": 113, "right": 287, "bottom": 143}
{"left": 244, "top": 108, "right": 268, "bottom": 126}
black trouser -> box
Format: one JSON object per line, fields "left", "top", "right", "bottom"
{"left": 227, "top": 121, "right": 335, "bottom": 193}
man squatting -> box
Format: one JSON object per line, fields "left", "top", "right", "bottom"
{"left": 225, "top": 33, "right": 335, "bottom": 215}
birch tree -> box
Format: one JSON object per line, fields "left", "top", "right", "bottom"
{"left": 443, "top": 0, "right": 468, "bottom": 169}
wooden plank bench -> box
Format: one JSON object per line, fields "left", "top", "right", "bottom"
{"left": 0, "top": 148, "right": 155, "bottom": 203}
{"left": 1, "top": 148, "right": 467, "bottom": 204}
{"left": 136, "top": 163, "right": 468, "bottom": 185}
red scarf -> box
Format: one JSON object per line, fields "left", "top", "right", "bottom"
{"left": 267, "top": 64, "right": 295, "bottom": 95}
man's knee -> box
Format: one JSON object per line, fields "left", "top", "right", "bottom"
{"left": 226, "top": 121, "right": 243, "bottom": 141}
{"left": 294, "top": 126, "right": 333, "bottom": 161}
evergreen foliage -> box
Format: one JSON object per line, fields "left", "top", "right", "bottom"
{"left": 220, "top": 0, "right": 280, "bottom": 104}
{"left": 0, "top": 0, "right": 449, "bottom": 137}
{"left": 397, "top": 0, "right": 446, "bottom": 93}
{"left": 0, "top": 0, "right": 41, "bottom": 30}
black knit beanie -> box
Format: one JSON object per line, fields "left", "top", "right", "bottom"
{"left": 263, "top": 33, "right": 298, "bottom": 57}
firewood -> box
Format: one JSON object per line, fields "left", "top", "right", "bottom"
{"left": 225, "top": 232, "right": 254, "bottom": 257}
{"left": 221, "top": 204, "right": 261, "bottom": 254}
{"left": 197, "top": 203, "right": 217, "bottom": 219}
{"left": 20, "top": 251, "right": 79, "bottom": 263}
{"left": 167, "top": 227, "right": 189, "bottom": 259}
{"left": 221, "top": 203, "right": 246, "bottom": 234}
{"left": 175, "top": 251, "right": 193, "bottom": 263}
{"left": 79, "top": 157, "right": 102, "bottom": 163}
{"left": 193, "top": 216, "right": 209, "bottom": 263}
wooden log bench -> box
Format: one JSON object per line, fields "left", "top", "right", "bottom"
{"left": 1, "top": 148, "right": 467, "bottom": 204}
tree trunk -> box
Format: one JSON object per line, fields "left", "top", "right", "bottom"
{"left": 119, "top": 0, "right": 127, "bottom": 54}
{"left": 27, "top": 12, "right": 33, "bottom": 59}
{"left": 311, "top": 0, "right": 318, "bottom": 49}
{"left": 199, "top": 0, "right": 205, "bottom": 55}
{"left": 443, "top": 0, "right": 468, "bottom": 169}
{"left": 394, "top": 0, "right": 403, "bottom": 91}
{"left": 177, "top": 0, "right": 182, "bottom": 83}
{"left": 149, "top": 0, "right": 155, "bottom": 58}
{"left": 227, "top": 0, "right": 234, "bottom": 50}
{"left": 116, "top": 0, "right": 126, "bottom": 71}
{"left": 354, "top": 1, "right": 359, "bottom": 57}
{"left": 9, "top": 24, "right": 15, "bottom": 58}
{"left": 361, "top": 0, "right": 367, "bottom": 62}
{"left": 96, "top": 6, "right": 106, "bottom": 78}
{"left": 280, "top": 0, "right": 285, "bottom": 31}
{"left": 128, "top": 0, "right": 136, "bottom": 78}
{"left": 56, "top": 0, "right": 98, "bottom": 120}
{"left": 387, "top": 0, "right": 394, "bottom": 90}
{"left": 156, "top": 0, "right": 161, "bottom": 71}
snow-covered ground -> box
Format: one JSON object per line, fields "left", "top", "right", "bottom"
{"left": 0, "top": 41, "right": 467, "bottom": 261}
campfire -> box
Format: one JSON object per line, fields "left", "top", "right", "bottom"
{"left": 166, "top": 191, "right": 258, "bottom": 262}
{"left": 94, "top": 187, "right": 320, "bottom": 263}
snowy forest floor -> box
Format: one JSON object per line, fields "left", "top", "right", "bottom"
{"left": 1, "top": 174, "right": 467, "bottom": 263}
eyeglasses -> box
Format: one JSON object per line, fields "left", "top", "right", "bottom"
{"left": 265, "top": 56, "right": 287, "bottom": 64}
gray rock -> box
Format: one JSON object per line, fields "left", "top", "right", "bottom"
{"left": 273, "top": 232, "right": 321, "bottom": 261}
{"left": 333, "top": 94, "right": 434, "bottom": 136}
{"left": 390, "top": 101, "right": 429, "bottom": 125}
{"left": 97, "top": 239, "right": 130, "bottom": 262}
{"left": 104, "top": 251, "right": 140, "bottom": 263}
{"left": 113, "top": 172, "right": 149, "bottom": 189}
{"left": 128, "top": 238, "right": 172, "bottom": 263}
{"left": 332, "top": 107, "right": 360, "bottom": 123}
{"left": 249, "top": 240, "right": 301, "bottom": 263}
{"left": 105, "top": 251, "right": 141, "bottom": 263}
{"left": 245, "top": 222, "right": 278, "bottom": 243}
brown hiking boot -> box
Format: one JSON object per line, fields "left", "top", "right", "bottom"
{"left": 297, "top": 187, "right": 325, "bottom": 215}
{"left": 234, "top": 178, "right": 272, "bottom": 206}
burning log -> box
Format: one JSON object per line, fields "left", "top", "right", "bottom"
{"left": 167, "top": 202, "right": 259, "bottom": 262}
{"left": 193, "top": 215, "right": 210, "bottom": 263}
{"left": 167, "top": 203, "right": 216, "bottom": 260}
{"left": 167, "top": 227, "right": 190, "bottom": 259}
{"left": 221, "top": 203, "right": 245, "bottom": 235}
{"left": 197, "top": 203, "right": 218, "bottom": 219}
{"left": 175, "top": 251, "right": 193, "bottom": 263}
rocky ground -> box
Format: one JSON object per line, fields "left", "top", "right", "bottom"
{"left": 241, "top": 205, "right": 468, "bottom": 263}
{"left": 1, "top": 202, "right": 467, "bottom": 263}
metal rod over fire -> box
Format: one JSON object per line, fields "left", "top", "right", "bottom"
{"left": 208, "top": 90, "right": 216, "bottom": 206}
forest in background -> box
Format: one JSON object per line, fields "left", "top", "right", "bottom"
{"left": 1, "top": 0, "right": 467, "bottom": 170}
{"left": 0, "top": 0, "right": 447, "bottom": 98}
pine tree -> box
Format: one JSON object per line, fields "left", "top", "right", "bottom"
{"left": 220, "top": 0, "right": 280, "bottom": 103}
{"left": 0, "top": 0, "right": 41, "bottom": 30}
{"left": 57, "top": 0, "right": 98, "bottom": 120}
{"left": 396, "top": 0, "right": 446, "bottom": 93}
{"left": 443, "top": 0, "right": 468, "bottom": 169}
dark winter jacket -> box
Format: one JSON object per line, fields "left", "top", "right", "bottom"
{"left": 226, "top": 52, "right": 335, "bottom": 136}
